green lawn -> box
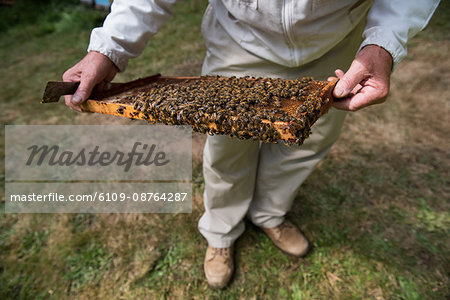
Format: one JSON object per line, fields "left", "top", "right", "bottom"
{"left": 1, "top": 1, "right": 449, "bottom": 299}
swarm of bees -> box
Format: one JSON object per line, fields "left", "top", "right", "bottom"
{"left": 129, "top": 75, "right": 331, "bottom": 145}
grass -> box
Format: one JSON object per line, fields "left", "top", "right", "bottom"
{"left": 1, "top": 0, "right": 449, "bottom": 299}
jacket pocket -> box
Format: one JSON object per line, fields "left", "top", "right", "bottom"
{"left": 239, "top": 0, "right": 257, "bottom": 10}
{"left": 312, "top": 0, "right": 354, "bottom": 13}
{"left": 312, "top": 0, "right": 371, "bottom": 20}
{"left": 221, "top": 0, "right": 259, "bottom": 20}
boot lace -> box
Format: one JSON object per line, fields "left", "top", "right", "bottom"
{"left": 212, "top": 247, "right": 230, "bottom": 258}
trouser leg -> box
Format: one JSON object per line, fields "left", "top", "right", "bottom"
{"left": 248, "top": 108, "right": 347, "bottom": 228}
{"left": 198, "top": 136, "right": 259, "bottom": 248}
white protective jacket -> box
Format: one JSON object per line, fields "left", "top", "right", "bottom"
{"left": 87, "top": 0, "right": 440, "bottom": 72}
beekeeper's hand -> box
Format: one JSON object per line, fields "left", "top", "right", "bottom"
{"left": 330, "top": 44, "right": 393, "bottom": 111}
{"left": 62, "top": 51, "right": 118, "bottom": 112}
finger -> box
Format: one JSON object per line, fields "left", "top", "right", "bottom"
{"left": 332, "top": 97, "right": 352, "bottom": 111}
{"left": 333, "top": 61, "right": 369, "bottom": 98}
{"left": 64, "top": 95, "right": 72, "bottom": 106}
{"left": 71, "top": 75, "right": 97, "bottom": 105}
{"left": 335, "top": 69, "right": 345, "bottom": 78}
{"left": 328, "top": 69, "right": 346, "bottom": 82}
{"left": 62, "top": 68, "right": 83, "bottom": 111}
{"left": 62, "top": 72, "right": 79, "bottom": 83}
{"left": 333, "top": 86, "right": 386, "bottom": 111}
{"left": 351, "top": 81, "right": 364, "bottom": 95}
{"left": 327, "top": 76, "right": 337, "bottom": 82}
{"left": 332, "top": 69, "right": 363, "bottom": 101}
{"left": 64, "top": 95, "right": 83, "bottom": 112}
{"left": 62, "top": 64, "right": 83, "bottom": 82}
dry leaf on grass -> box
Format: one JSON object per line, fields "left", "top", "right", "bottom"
{"left": 326, "top": 271, "right": 343, "bottom": 287}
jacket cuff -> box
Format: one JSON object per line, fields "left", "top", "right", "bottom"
{"left": 358, "top": 27, "right": 406, "bottom": 70}
{"left": 87, "top": 29, "right": 130, "bottom": 72}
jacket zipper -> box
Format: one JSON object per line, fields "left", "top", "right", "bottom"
{"left": 282, "top": 0, "right": 296, "bottom": 63}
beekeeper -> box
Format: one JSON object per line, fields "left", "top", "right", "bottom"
{"left": 63, "top": 0, "right": 440, "bottom": 289}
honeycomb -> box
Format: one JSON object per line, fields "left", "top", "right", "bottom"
{"left": 127, "top": 75, "right": 333, "bottom": 145}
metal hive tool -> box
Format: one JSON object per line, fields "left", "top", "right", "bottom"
{"left": 42, "top": 74, "right": 338, "bottom": 145}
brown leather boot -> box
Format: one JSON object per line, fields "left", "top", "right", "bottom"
{"left": 204, "top": 245, "right": 234, "bottom": 289}
{"left": 262, "top": 220, "right": 310, "bottom": 257}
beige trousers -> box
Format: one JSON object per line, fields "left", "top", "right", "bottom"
{"left": 198, "top": 6, "right": 366, "bottom": 248}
